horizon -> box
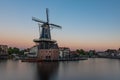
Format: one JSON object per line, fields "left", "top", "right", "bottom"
{"left": 0, "top": 0, "right": 120, "bottom": 51}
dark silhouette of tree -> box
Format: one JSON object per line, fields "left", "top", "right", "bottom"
{"left": 8, "top": 47, "right": 20, "bottom": 55}
{"left": 76, "top": 49, "right": 86, "bottom": 55}
{"left": 8, "top": 47, "right": 13, "bottom": 55}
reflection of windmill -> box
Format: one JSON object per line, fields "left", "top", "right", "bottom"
{"left": 32, "top": 8, "right": 62, "bottom": 61}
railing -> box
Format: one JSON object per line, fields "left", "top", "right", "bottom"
{"left": 33, "top": 38, "right": 56, "bottom": 42}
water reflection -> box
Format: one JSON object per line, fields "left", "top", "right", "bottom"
{"left": 36, "top": 62, "right": 59, "bottom": 80}
{"left": 1, "top": 59, "right": 120, "bottom": 80}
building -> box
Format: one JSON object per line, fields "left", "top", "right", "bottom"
{"left": 34, "top": 39, "right": 59, "bottom": 60}
{"left": 59, "top": 47, "right": 70, "bottom": 58}
{"left": 0, "top": 45, "right": 8, "bottom": 59}
{"left": 96, "top": 49, "right": 120, "bottom": 58}
{"left": 32, "top": 8, "right": 61, "bottom": 61}
{"left": 70, "top": 51, "right": 79, "bottom": 58}
{"left": 96, "top": 52, "right": 107, "bottom": 57}
{"left": 27, "top": 46, "right": 38, "bottom": 58}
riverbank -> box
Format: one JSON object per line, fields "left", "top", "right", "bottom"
{"left": 21, "top": 57, "right": 88, "bottom": 62}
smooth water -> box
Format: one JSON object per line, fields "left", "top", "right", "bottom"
{"left": 0, "top": 58, "right": 120, "bottom": 80}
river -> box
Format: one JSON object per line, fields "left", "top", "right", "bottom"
{"left": 0, "top": 58, "right": 120, "bottom": 80}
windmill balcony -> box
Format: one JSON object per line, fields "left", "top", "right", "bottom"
{"left": 33, "top": 38, "right": 56, "bottom": 43}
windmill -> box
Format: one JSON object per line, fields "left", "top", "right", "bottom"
{"left": 32, "top": 8, "right": 62, "bottom": 61}
{"left": 32, "top": 8, "right": 62, "bottom": 40}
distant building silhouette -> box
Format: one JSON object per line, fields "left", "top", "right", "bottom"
{"left": 0, "top": 45, "right": 8, "bottom": 59}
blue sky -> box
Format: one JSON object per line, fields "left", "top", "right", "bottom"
{"left": 0, "top": 0, "right": 120, "bottom": 51}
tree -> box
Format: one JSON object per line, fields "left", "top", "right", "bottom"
{"left": 19, "top": 50, "right": 24, "bottom": 55}
{"left": 8, "top": 47, "right": 20, "bottom": 55}
{"left": 8, "top": 47, "right": 14, "bottom": 55}
{"left": 76, "top": 49, "right": 86, "bottom": 56}
{"left": 13, "top": 47, "right": 20, "bottom": 54}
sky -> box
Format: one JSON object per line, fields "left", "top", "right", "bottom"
{"left": 0, "top": 0, "right": 120, "bottom": 51}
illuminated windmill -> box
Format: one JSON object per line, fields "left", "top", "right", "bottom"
{"left": 32, "top": 8, "right": 62, "bottom": 61}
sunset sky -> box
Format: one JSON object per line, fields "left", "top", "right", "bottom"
{"left": 0, "top": 0, "right": 120, "bottom": 51}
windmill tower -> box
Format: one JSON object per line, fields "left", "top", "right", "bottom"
{"left": 32, "top": 8, "right": 62, "bottom": 61}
